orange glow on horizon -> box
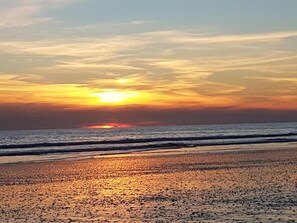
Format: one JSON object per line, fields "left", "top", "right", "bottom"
{"left": 83, "top": 123, "right": 135, "bottom": 129}
{"left": 1, "top": 74, "right": 297, "bottom": 111}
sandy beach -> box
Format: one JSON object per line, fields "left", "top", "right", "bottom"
{"left": 1, "top": 143, "right": 297, "bottom": 223}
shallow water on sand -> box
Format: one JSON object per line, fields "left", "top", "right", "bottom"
{"left": 1, "top": 143, "right": 297, "bottom": 222}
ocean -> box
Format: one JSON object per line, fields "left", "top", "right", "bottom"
{"left": 0, "top": 122, "right": 296, "bottom": 164}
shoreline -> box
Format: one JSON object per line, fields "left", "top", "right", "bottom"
{"left": 0, "top": 141, "right": 296, "bottom": 166}
{"left": 1, "top": 137, "right": 297, "bottom": 157}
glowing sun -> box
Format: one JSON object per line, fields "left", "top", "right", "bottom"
{"left": 83, "top": 123, "right": 135, "bottom": 129}
{"left": 92, "top": 90, "right": 138, "bottom": 104}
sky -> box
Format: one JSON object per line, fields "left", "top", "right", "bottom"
{"left": 0, "top": 0, "right": 297, "bottom": 130}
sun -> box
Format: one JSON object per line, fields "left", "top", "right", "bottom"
{"left": 91, "top": 90, "right": 138, "bottom": 104}
{"left": 85, "top": 125, "right": 115, "bottom": 129}
{"left": 82, "top": 123, "right": 135, "bottom": 129}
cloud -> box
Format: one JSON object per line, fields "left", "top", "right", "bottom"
{"left": 206, "top": 70, "right": 297, "bottom": 108}
{"left": 66, "top": 20, "right": 151, "bottom": 33}
{"left": 2, "top": 30, "right": 296, "bottom": 54}
{"left": 139, "top": 30, "right": 297, "bottom": 45}
{"left": 0, "top": 103, "right": 296, "bottom": 130}
{"left": 0, "top": 5, "right": 51, "bottom": 28}
{"left": 0, "top": 0, "right": 80, "bottom": 28}
{"left": 1, "top": 29, "right": 297, "bottom": 111}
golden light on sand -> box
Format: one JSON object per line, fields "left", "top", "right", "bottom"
{"left": 91, "top": 90, "right": 138, "bottom": 104}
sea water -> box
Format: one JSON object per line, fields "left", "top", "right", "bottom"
{"left": 0, "top": 122, "right": 296, "bottom": 163}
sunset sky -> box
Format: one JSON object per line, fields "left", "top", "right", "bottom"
{"left": 0, "top": 0, "right": 297, "bottom": 130}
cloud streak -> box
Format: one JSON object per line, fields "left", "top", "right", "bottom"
{"left": 1, "top": 27, "right": 297, "bottom": 114}
{"left": 0, "top": 0, "right": 80, "bottom": 28}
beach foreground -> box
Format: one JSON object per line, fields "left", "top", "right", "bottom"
{"left": 1, "top": 143, "right": 297, "bottom": 222}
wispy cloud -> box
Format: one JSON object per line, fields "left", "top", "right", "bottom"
{"left": 140, "top": 30, "right": 297, "bottom": 44}
{"left": 0, "top": 28, "right": 297, "bottom": 109}
{"left": 66, "top": 20, "right": 151, "bottom": 33}
{"left": 0, "top": 0, "right": 80, "bottom": 28}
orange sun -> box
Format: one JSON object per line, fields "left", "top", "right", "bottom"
{"left": 82, "top": 123, "right": 134, "bottom": 129}
{"left": 91, "top": 90, "right": 138, "bottom": 104}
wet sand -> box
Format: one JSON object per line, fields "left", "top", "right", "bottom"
{"left": 1, "top": 143, "right": 297, "bottom": 222}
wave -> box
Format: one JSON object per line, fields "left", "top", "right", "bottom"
{"left": 0, "top": 132, "right": 296, "bottom": 150}
{"left": 1, "top": 136, "right": 297, "bottom": 157}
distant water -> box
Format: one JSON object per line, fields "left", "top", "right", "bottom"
{"left": 0, "top": 122, "right": 297, "bottom": 163}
